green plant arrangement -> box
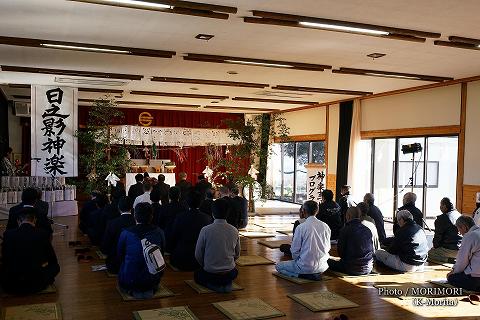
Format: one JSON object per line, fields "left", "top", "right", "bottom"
{"left": 75, "top": 97, "right": 131, "bottom": 194}
{"left": 220, "top": 113, "right": 290, "bottom": 198}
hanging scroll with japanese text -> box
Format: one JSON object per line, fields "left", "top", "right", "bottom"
{"left": 305, "top": 163, "right": 326, "bottom": 202}
{"left": 31, "top": 86, "right": 78, "bottom": 177}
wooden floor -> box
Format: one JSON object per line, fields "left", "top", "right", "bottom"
{"left": 1, "top": 215, "right": 478, "bottom": 320}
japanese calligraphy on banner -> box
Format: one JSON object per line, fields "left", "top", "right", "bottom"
{"left": 31, "top": 86, "right": 78, "bottom": 177}
{"left": 305, "top": 163, "right": 326, "bottom": 202}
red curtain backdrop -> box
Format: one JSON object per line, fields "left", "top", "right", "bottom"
{"left": 79, "top": 107, "right": 245, "bottom": 184}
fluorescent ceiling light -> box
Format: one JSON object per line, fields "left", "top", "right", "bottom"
{"left": 100, "top": 0, "right": 173, "bottom": 9}
{"left": 365, "top": 72, "right": 420, "bottom": 80}
{"left": 224, "top": 60, "right": 293, "bottom": 68}
{"left": 299, "top": 21, "right": 389, "bottom": 36}
{"left": 41, "top": 43, "right": 130, "bottom": 54}
{"left": 55, "top": 77, "right": 128, "bottom": 86}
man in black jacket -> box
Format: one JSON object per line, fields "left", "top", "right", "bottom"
{"left": 7, "top": 187, "right": 52, "bottom": 236}
{"left": 428, "top": 197, "right": 462, "bottom": 263}
{"left": 394, "top": 192, "right": 424, "bottom": 232}
{"left": 327, "top": 207, "right": 374, "bottom": 275}
{"left": 316, "top": 189, "right": 342, "bottom": 240}
{"left": 1, "top": 208, "right": 60, "bottom": 294}
{"left": 194, "top": 174, "right": 212, "bottom": 199}
{"left": 169, "top": 190, "right": 213, "bottom": 271}
{"left": 363, "top": 193, "right": 387, "bottom": 244}
{"left": 375, "top": 210, "right": 428, "bottom": 272}
{"left": 79, "top": 190, "right": 101, "bottom": 234}
{"left": 127, "top": 174, "right": 144, "bottom": 202}
{"left": 158, "top": 186, "right": 188, "bottom": 253}
{"left": 101, "top": 197, "right": 135, "bottom": 274}
{"left": 338, "top": 185, "right": 355, "bottom": 225}
{"left": 175, "top": 172, "right": 192, "bottom": 206}
{"left": 154, "top": 174, "right": 170, "bottom": 206}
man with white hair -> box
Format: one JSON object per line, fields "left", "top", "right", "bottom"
{"left": 375, "top": 210, "right": 428, "bottom": 272}
{"left": 394, "top": 192, "right": 424, "bottom": 233}
{"left": 447, "top": 216, "right": 480, "bottom": 291}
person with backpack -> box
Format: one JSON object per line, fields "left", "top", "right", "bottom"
{"left": 117, "top": 202, "right": 166, "bottom": 299}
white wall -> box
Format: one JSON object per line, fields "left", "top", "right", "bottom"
{"left": 281, "top": 107, "right": 327, "bottom": 136}
{"left": 464, "top": 81, "right": 480, "bottom": 185}
{"left": 8, "top": 105, "right": 22, "bottom": 155}
{"left": 361, "top": 85, "right": 461, "bottom": 131}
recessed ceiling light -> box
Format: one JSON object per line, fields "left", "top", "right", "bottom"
{"left": 227, "top": 71, "right": 238, "bottom": 75}
{"left": 225, "top": 60, "right": 293, "bottom": 68}
{"left": 41, "top": 43, "right": 131, "bottom": 54}
{"left": 189, "top": 87, "right": 199, "bottom": 90}
{"left": 299, "top": 21, "right": 389, "bottom": 36}
{"left": 367, "top": 53, "right": 386, "bottom": 59}
{"left": 195, "top": 34, "right": 214, "bottom": 41}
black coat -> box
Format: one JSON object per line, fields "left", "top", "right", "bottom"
{"left": 7, "top": 203, "right": 52, "bottom": 235}
{"left": 79, "top": 199, "right": 97, "bottom": 234}
{"left": 159, "top": 201, "right": 188, "bottom": 252}
{"left": 100, "top": 213, "right": 136, "bottom": 274}
{"left": 337, "top": 219, "right": 374, "bottom": 274}
{"left": 367, "top": 204, "right": 387, "bottom": 243}
{"left": 175, "top": 180, "right": 192, "bottom": 205}
{"left": 169, "top": 208, "right": 212, "bottom": 270}
{"left": 128, "top": 182, "right": 144, "bottom": 202}
{"left": 316, "top": 200, "right": 342, "bottom": 240}
{"left": 154, "top": 182, "right": 170, "bottom": 206}
{"left": 433, "top": 212, "right": 462, "bottom": 250}
{"left": 388, "top": 219, "right": 428, "bottom": 266}
{"left": 1, "top": 223, "right": 60, "bottom": 294}
{"left": 194, "top": 180, "right": 212, "bottom": 198}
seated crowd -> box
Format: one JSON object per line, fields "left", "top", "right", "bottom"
{"left": 1, "top": 177, "right": 480, "bottom": 297}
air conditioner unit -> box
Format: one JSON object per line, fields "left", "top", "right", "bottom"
{"left": 14, "top": 101, "right": 31, "bottom": 117}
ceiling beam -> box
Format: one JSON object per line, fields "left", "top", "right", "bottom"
{"left": 184, "top": 53, "right": 331, "bottom": 71}
{"left": 0, "top": 36, "right": 175, "bottom": 58}
{"left": 271, "top": 85, "right": 372, "bottom": 96}
{"left": 130, "top": 90, "right": 228, "bottom": 100}
{"left": 332, "top": 67, "right": 452, "bottom": 82}
{"left": 244, "top": 11, "right": 440, "bottom": 43}
{"left": 151, "top": 76, "right": 269, "bottom": 88}
{"left": 232, "top": 97, "right": 318, "bottom": 105}
{"left": 1, "top": 65, "right": 143, "bottom": 80}
{"left": 68, "top": 0, "right": 237, "bottom": 20}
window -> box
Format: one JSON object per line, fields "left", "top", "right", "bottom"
{"left": 367, "top": 135, "right": 458, "bottom": 228}
{"left": 268, "top": 141, "right": 325, "bottom": 204}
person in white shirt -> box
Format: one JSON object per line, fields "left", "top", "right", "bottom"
{"left": 447, "top": 216, "right": 480, "bottom": 291}
{"left": 473, "top": 192, "right": 480, "bottom": 227}
{"left": 275, "top": 200, "right": 331, "bottom": 280}
{"left": 133, "top": 181, "right": 153, "bottom": 210}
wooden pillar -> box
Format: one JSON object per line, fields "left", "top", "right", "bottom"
{"left": 456, "top": 83, "right": 467, "bottom": 213}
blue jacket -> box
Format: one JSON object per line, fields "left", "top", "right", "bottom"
{"left": 337, "top": 218, "right": 374, "bottom": 274}
{"left": 388, "top": 219, "right": 428, "bottom": 266}
{"left": 117, "top": 224, "right": 165, "bottom": 292}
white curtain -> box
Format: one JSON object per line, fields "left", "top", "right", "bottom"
{"left": 347, "top": 99, "right": 362, "bottom": 202}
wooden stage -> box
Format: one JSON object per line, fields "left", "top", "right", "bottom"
{"left": 1, "top": 215, "right": 478, "bottom": 320}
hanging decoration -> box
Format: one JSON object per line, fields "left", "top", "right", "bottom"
{"left": 248, "top": 165, "right": 259, "bottom": 180}
{"left": 109, "top": 125, "right": 237, "bottom": 146}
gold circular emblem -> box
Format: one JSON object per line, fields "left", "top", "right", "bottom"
{"left": 138, "top": 112, "right": 153, "bottom": 127}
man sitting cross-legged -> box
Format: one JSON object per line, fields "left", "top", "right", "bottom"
{"left": 194, "top": 198, "right": 240, "bottom": 293}
{"left": 117, "top": 202, "right": 166, "bottom": 299}
{"left": 447, "top": 216, "right": 480, "bottom": 292}
{"left": 428, "top": 197, "right": 462, "bottom": 264}
{"left": 101, "top": 197, "right": 136, "bottom": 274}
{"left": 375, "top": 210, "right": 428, "bottom": 272}
{"left": 276, "top": 200, "right": 331, "bottom": 280}
{"left": 327, "top": 207, "right": 374, "bottom": 276}
{"left": 1, "top": 207, "right": 60, "bottom": 295}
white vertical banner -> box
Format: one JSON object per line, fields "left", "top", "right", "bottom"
{"left": 305, "top": 163, "right": 326, "bottom": 202}
{"left": 31, "top": 85, "right": 78, "bottom": 177}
